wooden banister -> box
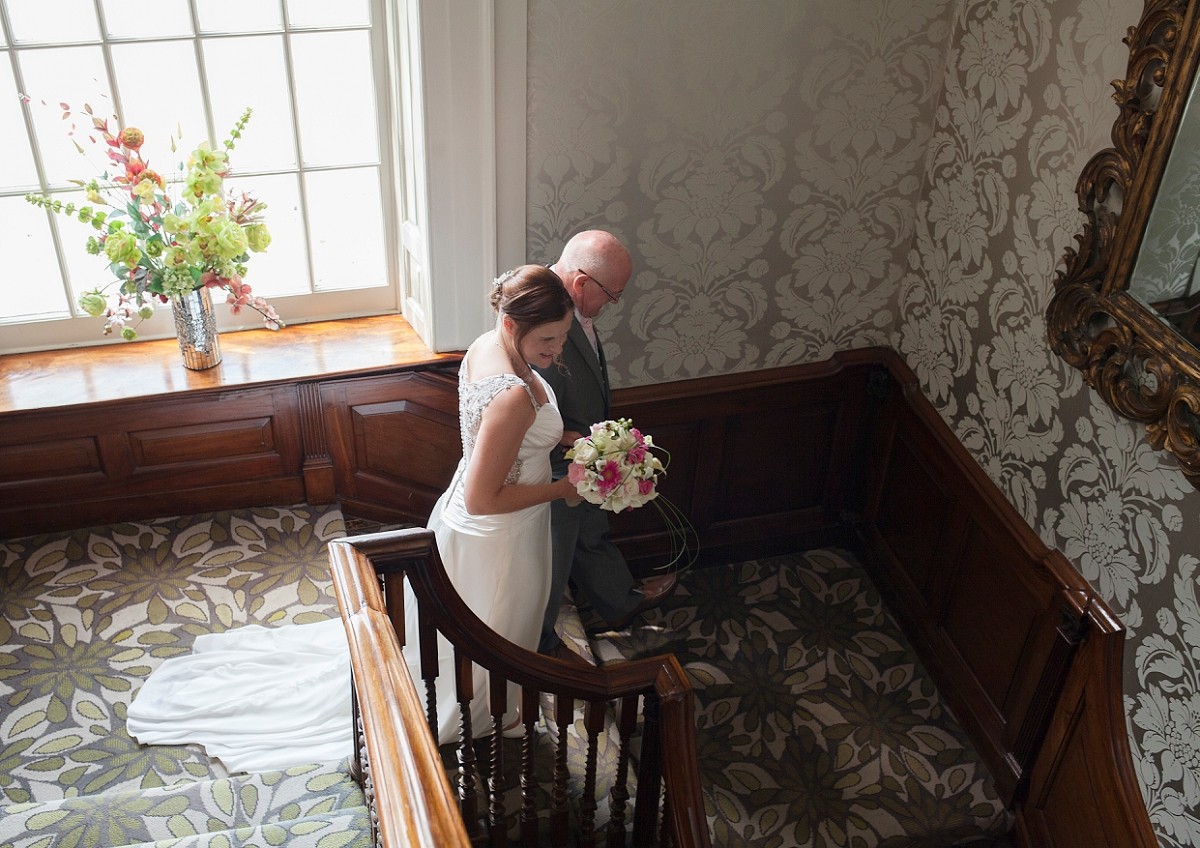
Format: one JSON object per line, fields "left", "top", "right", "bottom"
{"left": 329, "top": 527, "right": 712, "bottom": 848}
{"left": 329, "top": 538, "right": 472, "bottom": 848}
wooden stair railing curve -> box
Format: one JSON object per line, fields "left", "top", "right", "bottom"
{"left": 328, "top": 527, "right": 712, "bottom": 848}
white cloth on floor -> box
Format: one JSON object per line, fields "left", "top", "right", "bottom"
{"left": 126, "top": 617, "right": 352, "bottom": 773}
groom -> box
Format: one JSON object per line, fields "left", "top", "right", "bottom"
{"left": 534, "top": 230, "right": 677, "bottom": 664}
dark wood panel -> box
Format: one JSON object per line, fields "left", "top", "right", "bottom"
{"left": 129, "top": 417, "right": 276, "bottom": 466}
{"left": 1015, "top": 599, "right": 1158, "bottom": 848}
{"left": 321, "top": 369, "right": 461, "bottom": 527}
{"left": 940, "top": 525, "right": 1040, "bottom": 721}
{"left": 0, "top": 386, "right": 304, "bottom": 534}
{"left": 872, "top": 428, "right": 951, "bottom": 598}
{"left": 715, "top": 403, "right": 834, "bottom": 520}
{"left": 0, "top": 436, "right": 102, "bottom": 483}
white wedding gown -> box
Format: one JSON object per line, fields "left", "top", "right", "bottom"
{"left": 127, "top": 370, "right": 561, "bottom": 770}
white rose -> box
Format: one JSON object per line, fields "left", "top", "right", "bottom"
{"left": 572, "top": 441, "right": 600, "bottom": 465}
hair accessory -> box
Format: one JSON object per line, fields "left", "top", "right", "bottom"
{"left": 493, "top": 268, "right": 517, "bottom": 289}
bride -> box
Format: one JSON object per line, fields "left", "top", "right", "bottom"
{"left": 126, "top": 265, "right": 581, "bottom": 768}
{"left": 409, "top": 264, "right": 580, "bottom": 741}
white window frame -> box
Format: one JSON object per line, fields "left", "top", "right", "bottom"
{"left": 398, "top": 0, "right": 527, "bottom": 353}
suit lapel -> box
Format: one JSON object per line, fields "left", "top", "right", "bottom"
{"left": 569, "top": 320, "right": 606, "bottom": 392}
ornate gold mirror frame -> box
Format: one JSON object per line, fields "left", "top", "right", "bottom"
{"left": 1048, "top": 0, "right": 1200, "bottom": 484}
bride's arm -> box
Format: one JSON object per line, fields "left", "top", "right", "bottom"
{"left": 463, "top": 385, "right": 576, "bottom": 515}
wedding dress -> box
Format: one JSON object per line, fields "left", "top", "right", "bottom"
{"left": 126, "top": 369, "right": 560, "bottom": 770}
{"left": 409, "top": 370, "right": 560, "bottom": 742}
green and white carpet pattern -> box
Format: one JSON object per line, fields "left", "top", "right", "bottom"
{"left": 584, "top": 550, "right": 1015, "bottom": 848}
{"left": 0, "top": 504, "right": 366, "bottom": 848}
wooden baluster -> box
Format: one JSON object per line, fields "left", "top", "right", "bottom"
{"left": 550, "top": 693, "right": 574, "bottom": 847}
{"left": 487, "top": 673, "right": 509, "bottom": 847}
{"left": 519, "top": 686, "right": 540, "bottom": 847}
{"left": 578, "top": 699, "right": 607, "bottom": 847}
{"left": 606, "top": 694, "right": 639, "bottom": 848}
{"left": 631, "top": 692, "right": 663, "bottom": 847}
{"left": 454, "top": 647, "right": 482, "bottom": 842}
{"left": 418, "top": 603, "right": 440, "bottom": 739}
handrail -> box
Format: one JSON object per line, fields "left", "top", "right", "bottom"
{"left": 328, "top": 527, "right": 712, "bottom": 848}
{"left": 329, "top": 538, "right": 471, "bottom": 847}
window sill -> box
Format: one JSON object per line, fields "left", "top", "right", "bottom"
{"left": 0, "top": 314, "right": 461, "bottom": 415}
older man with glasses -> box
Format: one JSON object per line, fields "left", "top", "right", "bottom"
{"left": 534, "top": 230, "right": 678, "bottom": 665}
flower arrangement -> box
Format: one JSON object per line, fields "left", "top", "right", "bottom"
{"left": 566, "top": 418, "right": 664, "bottom": 513}
{"left": 565, "top": 417, "right": 698, "bottom": 573}
{"left": 23, "top": 100, "right": 282, "bottom": 340}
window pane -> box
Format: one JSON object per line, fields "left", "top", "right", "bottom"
{"left": 6, "top": 0, "right": 99, "bottom": 43}
{"left": 111, "top": 41, "right": 206, "bottom": 170}
{"left": 204, "top": 35, "right": 297, "bottom": 172}
{"left": 101, "top": 0, "right": 193, "bottom": 39}
{"left": 0, "top": 63, "right": 38, "bottom": 190}
{"left": 18, "top": 47, "right": 115, "bottom": 188}
{"left": 231, "top": 173, "right": 311, "bottom": 298}
{"left": 286, "top": 0, "right": 369, "bottom": 28}
{"left": 2, "top": 195, "right": 68, "bottom": 319}
{"left": 291, "top": 31, "right": 378, "bottom": 166}
{"left": 196, "top": 0, "right": 282, "bottom": 34}
{"left": 306, "top": 167, "right": 385, "bottom": 291}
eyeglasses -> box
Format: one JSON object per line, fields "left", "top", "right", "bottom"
{"left": 578, "top": 268, "right": 620, "bottom": 303}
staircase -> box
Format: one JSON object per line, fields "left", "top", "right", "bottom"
{"left": 0, "top": 504, "right": 1014, "bottom": 847}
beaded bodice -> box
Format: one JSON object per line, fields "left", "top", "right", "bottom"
{"left": 458, "top": 372, "right": 560, "bottom": 486}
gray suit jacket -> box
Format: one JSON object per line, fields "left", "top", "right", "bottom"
{"left": 534, "top": 317, "right": 609, "bottom": 477}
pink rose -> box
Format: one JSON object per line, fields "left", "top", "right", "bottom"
{"left": 638, "top": 479, "right": 655, "bottom": 495}
{"left": 567, "top": 463, "right": 587, "bottom": 484}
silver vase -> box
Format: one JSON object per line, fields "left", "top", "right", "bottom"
{"left": 171, "top": 287, "right": 222, "bottom": 370}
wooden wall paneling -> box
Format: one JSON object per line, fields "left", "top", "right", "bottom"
{"left": 612, "top": 352, "right": 872, "bottom": 569}
{"left": 321, "top": 368, "right": 461, "bottom": 527}
{"left": 854, "top": 352, "right": 1142, "bottom": 820}
{"left": 1015, "top": 595, "right": 1158, "bottom": 848}
{"left": 866, "top": 411, "right": 959, "bottom": 606}
{"left": 0, "top": 385, "right": 306, "bottom": 535}
{"left": 932, "top": 514, "right": 1061, "bottom": 801}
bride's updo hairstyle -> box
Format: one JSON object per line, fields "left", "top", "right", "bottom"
{"left": 491, "top": 264, "right": 573, "bottom": 375}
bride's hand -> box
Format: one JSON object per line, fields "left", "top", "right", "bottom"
{"left": 557, "top": 475, "right": 583, "bottom": 506}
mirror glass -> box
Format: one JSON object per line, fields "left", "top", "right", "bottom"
{"left": 1127, "top": 70, "right": 1200, "bottom": 346}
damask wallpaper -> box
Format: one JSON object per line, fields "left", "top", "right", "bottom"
{"left": 525, "top": 0, "right": 1197, "bottom": 844}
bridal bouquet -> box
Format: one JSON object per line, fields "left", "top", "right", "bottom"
{"left": 566, "top": 418, "right": 665, "bottom": 513}
{"left": 566, "top": 417, "right": 698, "bottom": 573}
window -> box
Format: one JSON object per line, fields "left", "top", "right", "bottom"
{"left": 0, "top": 1, "right": 525, "bottom": 357}
{"left": 0, "top": 0, "right": 400, "bottom": 353}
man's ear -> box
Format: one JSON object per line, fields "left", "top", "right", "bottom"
{"left": 566, "top": 270, "right": 588, "bottom": 296}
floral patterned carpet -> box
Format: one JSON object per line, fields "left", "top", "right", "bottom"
{"left": 583, "top": 550, "right": 1015, "bottom": 848}
{"left": 0, "top": 505, "right": 1013, "bottom": 847}
{"left": 0, "top": 504, "right": 367, "bottom": 847}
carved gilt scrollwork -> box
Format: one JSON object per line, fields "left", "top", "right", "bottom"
{"left": 1047, "top": 0, "right": 1200, "bottom": 484}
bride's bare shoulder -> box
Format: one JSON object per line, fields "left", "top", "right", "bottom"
{"left": 463, "top": 331, "right": 515, "bottom": 381}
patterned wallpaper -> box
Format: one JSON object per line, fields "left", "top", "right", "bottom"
{"left": 526, "top": 0, "right": 1197, "bottom": 844}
